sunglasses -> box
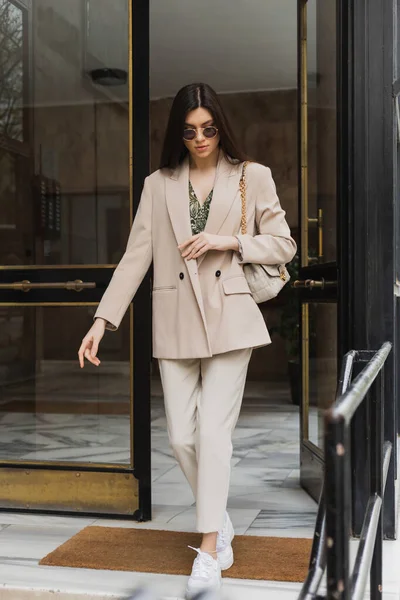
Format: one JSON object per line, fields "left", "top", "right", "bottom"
{"left": 183, "top": 126, "right": 219, "bottom": 141}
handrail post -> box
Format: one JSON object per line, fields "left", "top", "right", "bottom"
{"left": 299, "top": 343, "right": 392, "bottom": 600}
{"left": 325, "top": 411, "right": 351, "bottom": 599}
{"left": 370, "top": 367, "right": 384, "bottom": 599}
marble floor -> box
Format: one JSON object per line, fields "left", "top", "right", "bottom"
{"left": 0, "top": 364, "right": 320, "bottom": 468}
{"left": 0, "top": 373, "right": 398, "bottom": 599}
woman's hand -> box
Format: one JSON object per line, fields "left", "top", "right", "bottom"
{"left": 178, "top": 233, "right": 239, "bottom": 260}
{"left": 78, "top": 318, "right": 106, "bottom": 368}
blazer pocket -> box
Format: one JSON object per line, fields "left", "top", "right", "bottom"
{"left": 222, "top": 276, "right": 251, "bottom": 295}
{"left": 153, "top": 285, "right": 177, "bottom": 292}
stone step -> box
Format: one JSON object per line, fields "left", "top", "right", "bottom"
{"left": 0, "top": 568, "right": 303, "bottom": 600}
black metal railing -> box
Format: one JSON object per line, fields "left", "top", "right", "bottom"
{"left": 299, "top": 342, "right": 392, "bottom": 600}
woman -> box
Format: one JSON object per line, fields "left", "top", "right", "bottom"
{"left": 78, "top": 83, "right": 296, "bottom": 598}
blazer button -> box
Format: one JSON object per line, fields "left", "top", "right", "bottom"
{"left": 215, "top": 270, "right": 221, "bottom": 278}
{"left": 179, "top": 272, "right": 184, "bottom": 280}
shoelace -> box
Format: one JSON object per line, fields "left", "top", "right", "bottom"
{"left": 216, "top": 515, "right": 228, "bottom": 551}
{"left": 188, "top": 546, "right": 216, "bottom": 579}
{"left": 217, "top": 527, "right": 227, "bottom": 544}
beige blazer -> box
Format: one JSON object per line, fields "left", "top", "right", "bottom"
{"left": 94, "top": 153, "right": 297, "bottom": 359}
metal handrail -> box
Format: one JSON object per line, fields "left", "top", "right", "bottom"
{"left": 298, "top": 342, "right": 392, "bottom": 600}
{"left": 298, "top": 349, "right": 357, "bottom": 600}
{"left": 331, "top": 342, "right": 392, "bottom": 423}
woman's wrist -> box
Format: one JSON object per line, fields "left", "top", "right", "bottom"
{"left": 94, "top": 317, "right": 107, "bottom": 329}
{"left": 223, "top": 236, "right": 239, "bottom": 252}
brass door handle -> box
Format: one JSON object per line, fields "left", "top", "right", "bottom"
{"left": 293, "top": 278, "right": 337, "bottom": 290}
{"left": 0, "top": 280, "right": 96, "bottom": 292}
{"left": 307, "top": 208, "right": 323, "bottom": 261}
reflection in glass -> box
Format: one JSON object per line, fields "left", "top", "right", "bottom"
{"left": 0, "top": 306, "right": 131, "bottom": 464}
{"left": 306, "top": 0, "right": 337, "bottom": 263}
{"left": 0, "top": 0, "right": 24, "bottom": 141}
{"left": 0, "top": 146, "right": 32, "bottom": 265}
{"left": 306, "top": 303, "right": 337, "bottom": 449}
{"left": 0, "top": 0, "right": 130, "bottom": 266}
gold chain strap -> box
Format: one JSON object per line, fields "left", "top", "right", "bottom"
{"left": 240, "top": 161, "right": 287, "bottom": 282}
{"left": 239, "top": 161, "right": 249, "bottom": 235}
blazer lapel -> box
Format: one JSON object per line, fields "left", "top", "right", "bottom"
{"left": 166, "top": 152, "right": 243, "bottom": 244}
{"left": 196, "top": 155, "right": 243, "bottom": 268}
{"left": 204, "top": 154, "right": 242, "bottom": 236}
{"left": 165, "top": 159, "right": 209, "bottom": 339}
{"left": 165, "top": 158, "right": 192, "bottom": 246}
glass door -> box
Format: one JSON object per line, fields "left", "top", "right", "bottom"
{"left": 297, "top": 0, "right": 339, "bottom": 500}
{"left": 0, "top": 0, "right": 149, "bottom": 515}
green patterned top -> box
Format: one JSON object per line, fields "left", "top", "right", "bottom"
{"left": 189, "top": 181, "right": 213, "bottom": 235}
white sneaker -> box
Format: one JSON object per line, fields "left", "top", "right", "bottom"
{"left": 185, "top": 546, "right": 222, "bottom": 599}
{"left": 216, "top": 511, "right": 235, "bottom": 570}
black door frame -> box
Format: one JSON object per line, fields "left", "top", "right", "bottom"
{"left": 131, "top": 0, "right": 151, "bottom": 522}
{"left": 395, "top": 0, "right": 400, "bottom": 442}
{"left": 342, "top": 0, "right": 398, "bottom": 539}
{"left": 298, "top": 0, "right": 398, "bottom": 538}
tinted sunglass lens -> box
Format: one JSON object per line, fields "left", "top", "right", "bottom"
{"left": 183, "top": 129, "right": 196, "bottom": 141}
{"left": 204, "top": 127, "right": 217, "bottom": 138}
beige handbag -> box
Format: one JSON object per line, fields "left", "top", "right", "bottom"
{"left": 239, "top": 162, "right": 290, "bottom": 304}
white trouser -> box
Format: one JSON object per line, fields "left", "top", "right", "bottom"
{"left": 158, "top": 348, "right": 252, "bottom": 533}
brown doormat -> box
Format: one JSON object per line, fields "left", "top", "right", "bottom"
{"left": 39, "top": 526, "right": 312, "bottom": 583}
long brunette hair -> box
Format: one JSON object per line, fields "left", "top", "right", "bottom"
{"left": 159, "top": 83, "right": 249, "bottom": 170}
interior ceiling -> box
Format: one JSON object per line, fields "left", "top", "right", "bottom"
{"left": 29, "top": 0, "right": 316, "bottom": 106}
{"left": 150, "top": 0, "right": 312, "bottom": 100}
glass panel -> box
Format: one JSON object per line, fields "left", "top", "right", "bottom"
{"left": 84, "top": 0, "right": 129, "bottom": 74}
{"left": 306, "top": 0, "right": 337, "bottom": 264}
{"left": 0, "top": 0, "right": 24, "bottom": 141}
{"left": 306, "top": 302, "right": 337, "bottom": 449}
{"left": 0, "top": 146, "right": 32, "bottom": 265}
{"left": 0, "top": 0, "right": 130, "bottom": 266}
{"left": 0, "top": 306, "right": 131, "bottom": 464}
